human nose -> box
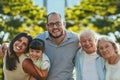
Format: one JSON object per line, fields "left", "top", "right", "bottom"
{"left": 32, "top": 52, "right": 36, "bottom": 55}
{"left": 52, "top": 23, "right": 58, "bottom": 28}
{"left": 100, "top": 47, "right": 106, "bottom": 51}
{"left": 18, "top": 42, "right": 23, "bottom": 47}
{"left": 86, "top": 40, "right": 90, "bottom": 45}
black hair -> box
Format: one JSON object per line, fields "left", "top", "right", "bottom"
{"left": 6, "top": 32, "right": 32, "bottom": 70}
{"left": 29, "top": 39, "right": 45, "bottom": 52}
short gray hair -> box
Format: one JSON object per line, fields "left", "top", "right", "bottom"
{"left": 97, "top": 35, "right": 119, "bottom": 56}
{"left": 79, "top": 30, "right": 98, "bottom": 42}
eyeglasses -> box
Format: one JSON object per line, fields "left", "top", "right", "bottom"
{"left": 47, "top": 21, "right": 62, "bottom": 28}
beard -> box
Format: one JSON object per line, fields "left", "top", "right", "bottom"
{"left": 49, "top": 31, "right": 63, "bottom": 39}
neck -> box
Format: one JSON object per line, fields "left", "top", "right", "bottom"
{"left": 51, "top": 32, "right": 66, "bottom": 44}
{"left": 108, "top": 54, "right": 120, "bottom": 64}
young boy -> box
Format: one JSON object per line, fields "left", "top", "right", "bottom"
{"left": 29, "top": 39, "right": 50, "bottom": 80}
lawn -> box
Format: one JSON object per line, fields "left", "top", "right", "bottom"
{"left": 0, "top": 58, "right": 3, "bottom": 80}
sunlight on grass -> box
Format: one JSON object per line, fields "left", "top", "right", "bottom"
{"left": 0, "top": 58, "right": 3, "bottom": 79}
{"left": 0, "top": 68, "right": 3, "bottom": 79}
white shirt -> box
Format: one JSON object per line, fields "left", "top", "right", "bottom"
{"left": 82, "top": 51, "right": 100, "bottom": 80}
{"left": 106, "top": 60, "right": 120, "bottom": 80}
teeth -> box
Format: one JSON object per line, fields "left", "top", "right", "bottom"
{"left": 53, "top": 29, "right": 59, "bottom": 32}
{"left": 86, "top": 46, "right": 90, "bottom": 48}
{"left": 16, "top": 46, "right": 20, "bottom": 50}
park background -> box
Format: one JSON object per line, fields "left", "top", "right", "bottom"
{"left": 0, "top": 0, "right": 120, "bottom": 79}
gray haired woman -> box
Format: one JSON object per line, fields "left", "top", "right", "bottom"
{"left": 97, "top": 35, "right": 120, "bottom": 80}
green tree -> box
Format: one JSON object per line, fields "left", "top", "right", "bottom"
{"left": 0, "top": 0, "right": 47, "bottom": 43}
{"left": 65, "top": 0, "right": 120, "bottom": 42}
{"left": 0, "top": 1, "right": 47, "bottom": 79}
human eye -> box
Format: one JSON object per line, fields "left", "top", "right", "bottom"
{"left": 23, "top": 42, "right": 27, "bottom": 47}
{"left": 48, "top": 23, "right": 54, "bottom": 27}
{"left": 99, "top": 47, "right": 103, "bottom": 50}
{"left": 30, "top": 49, "right": 33, "bottom": 52}
{"left": 56, "top": 21, "right": 61, "bottom": 26}
{"left": 17, "top": 39, "right": 21, "bottom": 42}
{"left": 36, "top": 50, "right": 40, "bottom": 53}
{"left": 105, "top": 45, "right": 109, "bottom": 49}
{"left": 81, "top": 40, "right": 86, "bottom": 43}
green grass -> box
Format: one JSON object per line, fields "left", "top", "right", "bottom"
{"left": 0, "top": 58, "right": 3, "bottom": 80}
{"left": 0, "top": 66, "right": 3, "bottom": 80}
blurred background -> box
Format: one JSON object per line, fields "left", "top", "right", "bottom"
{"left": 0, "top": 0, "right": 120, "bottom": 79}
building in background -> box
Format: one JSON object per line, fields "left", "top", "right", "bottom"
{"left": 34, "top": 0, "right": 80, "bottom": 18}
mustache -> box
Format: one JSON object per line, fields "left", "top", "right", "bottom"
{"left": 49, "top": 32, "right": 63, "bottom": 39}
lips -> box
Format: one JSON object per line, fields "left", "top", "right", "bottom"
{"left": 30, "top": 55, "right": 38, "bottom": 60}
{"left": 85, "top": 46, "right": 92, "bottom": 49}
{"left": 14, "top": 46, "right": 21, "bottom": 52}
{"left": 102, "top": 52, "right": 107, "bottom": 56}
{"left": 52, "top": 29, "right": 59, "bottom": 33}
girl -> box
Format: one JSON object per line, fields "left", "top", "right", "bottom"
{"left": 0, "top": 32, "right": 46, "bottom": 80}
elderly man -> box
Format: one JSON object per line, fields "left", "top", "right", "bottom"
{"left": 75, "top": 30, "right": 105, "bottom": 80}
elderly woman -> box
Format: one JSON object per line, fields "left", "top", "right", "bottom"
{"left": 97, "top": 35, "right": 120, "bottom": 80}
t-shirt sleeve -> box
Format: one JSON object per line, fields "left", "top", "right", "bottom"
{"left": 41, "top": 54, "right": 50, "bottom": 70}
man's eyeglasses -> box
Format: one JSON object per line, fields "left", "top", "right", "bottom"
{"left": 47, "top": 21, "right": 62, "bottom": 27}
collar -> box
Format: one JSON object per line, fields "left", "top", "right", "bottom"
{"left": 45, "top": 30, "right": 72, "bottom": 40}
{"left": 82, "top": 49, "right": 99, "bottom": 58}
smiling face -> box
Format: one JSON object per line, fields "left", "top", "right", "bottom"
{"left": 13, "top": 37, "right": 29, "bottom": 56}
{"left": 98, "top": 40, "right": 116, "bottom": 59}
{"left": 46, "top": 13, "right": 66, "bottom": 39}
{"left": 80, "top": 34, "right": 97, "bottom": 54}
{"left": 29, "top": 49, "right": 43, "bottom": 61}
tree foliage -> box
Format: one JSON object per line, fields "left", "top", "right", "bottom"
{"left": 65, "top": 0, "right": 120, "bottom": 42}
{"left": 0, "top": 0, "right": 47, "bottom": 43}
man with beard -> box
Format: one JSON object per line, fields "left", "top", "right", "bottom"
{"left": 35, "top": 12, "right": 79, "bottom": 80}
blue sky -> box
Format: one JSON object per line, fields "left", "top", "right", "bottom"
{"left": 34, "top": 0, "right": 79, "bottom": 8}
{"left": 33, "top": 0, "right": 80, "bottom": 18}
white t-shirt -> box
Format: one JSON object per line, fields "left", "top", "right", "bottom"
{"left": 106, "top": 60, "right": 120, "bottom": 80}
{"left": 82, "top": 52, "right": 99, "bottom": 80}
{"left": 33, "top": 53, "right": 50, "bottom": 70}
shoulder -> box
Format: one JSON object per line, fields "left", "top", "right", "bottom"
{"left": 42, "top": 54, "right": 50, "bottom": 61}
{"left": 96, "top": 56, "right": 105, "bottom": 64}
{"left": 76, "top": 48, "right": 82, "bottom": 54}
{"left": 35, "top": 31, "right": 48, "bottom": 39}
{"left": 67, "top": 31, "right": 78, "bottom": 38}
{"left": 22, "top": 58, "right": 34, "bottom": 71}
{"left": 66, "top": 31, "right": 79, "bottom": 42}
{"left": 23, "top": 58, "right": 33, "bottom": 65}
{"left": 19, "top": 54, "right": 29, "bottom": 63}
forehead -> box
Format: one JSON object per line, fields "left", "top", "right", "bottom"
{"left": 48, "top": 14, "right": 61, "bottom": 23}
{"left": 98, "top": 40, "right": 114, "bottom": 48}
{"left": 99, "top": 40, "right": 111, "bottom": 44}
{"left": 19, "top": 37, "right": 28, "bottom": 42}
{"left": 80, "top": 34, "right": 94, "bottom": 40}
